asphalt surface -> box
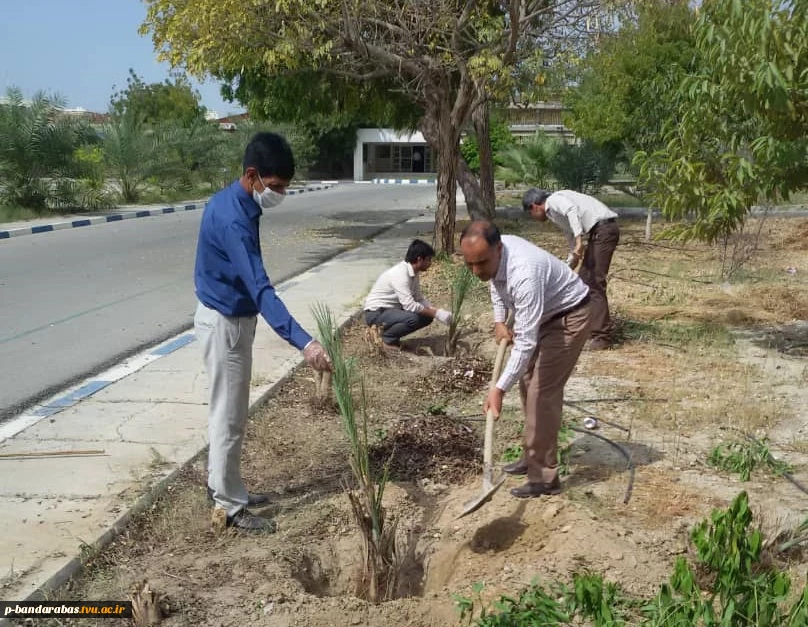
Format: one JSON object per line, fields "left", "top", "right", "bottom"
{"left": 0, "top": 184, "right": 437, "bottom": 420}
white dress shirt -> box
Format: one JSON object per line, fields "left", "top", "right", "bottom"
{"left": 363, "top": 261, "right": 431, "bottom": 313}
{"left": 545, "top": 190, "right": 618, "bottom": 250}
{"left": 491, "top": 235, "right": 589, "bottom": 392}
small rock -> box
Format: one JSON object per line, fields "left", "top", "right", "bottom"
{"left": 503, "top": 564, "right": 513, "bottom": 573}
{"left": 263, "top": 602, "right": 274, "bottom": 615}
{"left": 560, "top": 524, "right": 572, "bottom": 534}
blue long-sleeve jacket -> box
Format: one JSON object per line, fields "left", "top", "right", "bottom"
{"left": 194, "top": 181, "right": 312, "bottom": 350}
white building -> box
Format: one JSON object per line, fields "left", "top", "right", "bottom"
{"left": 352, "top": 102, "right": 572, "bottom": 181}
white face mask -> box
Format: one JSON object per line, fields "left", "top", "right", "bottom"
{"left": 253, "top": 179, "right": 286, "bottom": 209}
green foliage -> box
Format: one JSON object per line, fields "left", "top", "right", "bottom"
{"left": 460, "top": 118, "right": 515, "bottom": 174}
{"left": 646, "top": 492, "right": 794, "bottom": 625}
{"left": 101, "top": 110, "right": 160, "bottom": 203}
{"left": 708, "top": 439, "right": 793, "bottom": 482}
{"left": 565, "top": 0, "right": 698, "bottom": 155}
{"left": 557, "top": 422, "right": 574, "bottom": 477}
{"left": 223, "top": 70, "right": 420, "bottom": 137}
{"left": 495, "top": 132, "right": 559, "bottom": 188}
{"left": 0, "top": 87, "right": 101, "bottom": 212}
{"left": 110, "top": 69, "right": 206, "bottom": 128}
{"left": 457, "top": 493, "right": 807, "bottom": 626}
{"left": 568, "top": 572, "right": 634, "bottom": 627}
{"left": 501, "top": 445, "right": 522, "bottom": 463}
{"left": 456, "top": 580, "right": 572, "bottom": 626}
{"left": 548, "top": 141, "right": 617, "bottom": 194}
{"left": 634, "top": 0, "right": 808, "bottom": 244}
{"left": 614, "top": 318, "right": 734, "bottom": 349}
{"left": 446, "top": 265, "right": 475, "bottom": 356}
{"left": 311, "top": 303, "right": 397, "bottom": 602}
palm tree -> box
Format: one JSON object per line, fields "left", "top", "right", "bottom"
{"left": 495, "top": 131, "right": 559, "bottom": 189}
{"left": 102, "top": 110, "right": 159, "bottom": 203}
{"left": 0, "top": 87, "right": 89, "bottom": 211}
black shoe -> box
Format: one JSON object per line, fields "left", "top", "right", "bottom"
{"left": 207, "top": 487, "right": 272, "bottom": 507}
{"left": 226, "top": 509, "right": 277, "bottom": 533}
{"left": 502, "top": 460, "right": 528, "bottom": 476}
{"left": 510, "top": 478, "right": 562, "bottom": 499}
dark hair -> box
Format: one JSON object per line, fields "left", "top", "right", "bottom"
{"left": 405, "top": 239, "right": 435, "bottom": 263}
{"left": 522, "top": 188, "right": 550, "bottom": 211}
{"left": 243, "top": 132, "right": 295, "bottom": 180}
{"left": 460, "top": 220, "right": 501, "bottom": 246}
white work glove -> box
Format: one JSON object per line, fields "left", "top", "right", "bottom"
{"left": 435, "top": 308, "right": 453, "bottom": 325}
{"left": 303, "top": 340, "right": 332, "bottom": 372}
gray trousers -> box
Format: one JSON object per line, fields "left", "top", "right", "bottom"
{"left": 364, "top": 308, "right": 432, "bottom": 345}
{"left": 194, "top": 302, "right": 257, "bottom": 516}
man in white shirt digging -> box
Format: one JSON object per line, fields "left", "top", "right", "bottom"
{"left": 460, "top": 221, "right": 591, "bottom": 498}
{"left": 523, "top": 188, "right": 620, "bottom": 351}
{"left": 363, "top": 239, "right": 453, "bottom": 350}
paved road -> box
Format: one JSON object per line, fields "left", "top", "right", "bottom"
{"left": 0, "top": 184, "right": 437, "bottom": 420}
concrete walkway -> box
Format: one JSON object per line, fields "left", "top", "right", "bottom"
{"left": 0, "top": 214, "right": 434, "bottom": 608}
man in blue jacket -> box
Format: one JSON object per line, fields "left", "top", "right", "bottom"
{"left": 194, "top": 132, "right": 331, "bottom": 533}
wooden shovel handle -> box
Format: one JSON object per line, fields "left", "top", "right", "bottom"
{"left": 483, "top": 339, "right": 510, "bottom": 478}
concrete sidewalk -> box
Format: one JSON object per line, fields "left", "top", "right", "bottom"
{"left": 0, "top": 214, "right": 434, "bottom": 607}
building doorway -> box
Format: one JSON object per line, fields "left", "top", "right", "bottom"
{"left": 412, "top": 146, "right": 425, "bottom": 173}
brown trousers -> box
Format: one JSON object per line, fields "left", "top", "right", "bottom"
{"left": 578, "top": 220, "right": 620, "bottom": 342}
{"left": 518, "top": 302, "right": 591, "bottom": 483}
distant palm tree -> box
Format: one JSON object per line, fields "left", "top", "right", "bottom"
{"left": 0, "top": 87, "right": 90, "bottom": 210}
{"left": 102, "top": 110, "right": 159, "bottom": 203}
{"left": 495, "top": 131, "right": 559, "bottom": 189}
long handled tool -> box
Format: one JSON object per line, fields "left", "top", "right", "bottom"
{"left": 458, "top": 338, "right": 509, "bottom": 518}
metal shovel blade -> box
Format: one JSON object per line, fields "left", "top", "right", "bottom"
{"left": 458, "top": 471, "right": 506, "bottom": 518}
{"left": 457, "top": 338, "right": 510, "bottom": 519}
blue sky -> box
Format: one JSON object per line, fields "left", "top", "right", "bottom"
{"left": 0, "top": 1, "right": 244, "bottom": 118}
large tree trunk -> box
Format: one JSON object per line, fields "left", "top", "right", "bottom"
{"left": 456, "top": 160, "right": 485, "bottom": 219}
{"left": 472, "top": 101, "right": 496, "bottom": 219}
{"left": 421, "top": 114, "right": 493, "bottom": 221}
{"left": 434, "top": 108, "right": 458, "bottom": 255}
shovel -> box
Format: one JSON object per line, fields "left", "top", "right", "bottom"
{"left": 458, "top": 337, "right": 509, "bottom": 518}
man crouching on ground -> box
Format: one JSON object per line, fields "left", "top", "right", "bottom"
{"left": 362, "top": 239, "right": 453, "bottom": 350}
{"left": 459, "top": 221, "right": 592, "bottom": 498}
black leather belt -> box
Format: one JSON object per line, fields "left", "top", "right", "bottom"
{"left": 592, "top": 217, "right": 617, "bottom": 230}
{"left": 548, "top": 294, "right": 590, "bottom": 323}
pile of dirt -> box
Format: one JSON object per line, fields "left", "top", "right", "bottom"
{"left": 369, "top": 416, "right": 481, "bottom": 483}
{"left": 421, "top": 356, "right": 492, "bottom": 394}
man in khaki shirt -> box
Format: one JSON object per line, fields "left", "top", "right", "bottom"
{"left": 363, "top": 239, "right": 453, "bottom": 349}
{"left": 523, "top": 188, "right": 620, "bottom": 350}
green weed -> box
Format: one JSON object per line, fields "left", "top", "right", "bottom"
{"left": 708, "top": 438, "right": 792, "bottom": 481}
{"left": 456, "top": 493, "right": 807, "bottom": 626}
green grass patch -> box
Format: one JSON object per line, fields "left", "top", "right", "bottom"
{"left": 0, "top": 205, "right": 43, "bottom": 223}
{"left": 613, "top": 317, "right": 733, "bottom": 349}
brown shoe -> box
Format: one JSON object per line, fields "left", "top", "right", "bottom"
{"left": 510, "top": 478, "right": 561, "bottom": 498}
{"left": 502, "top": 459, "right": 528, "bottom": 476}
